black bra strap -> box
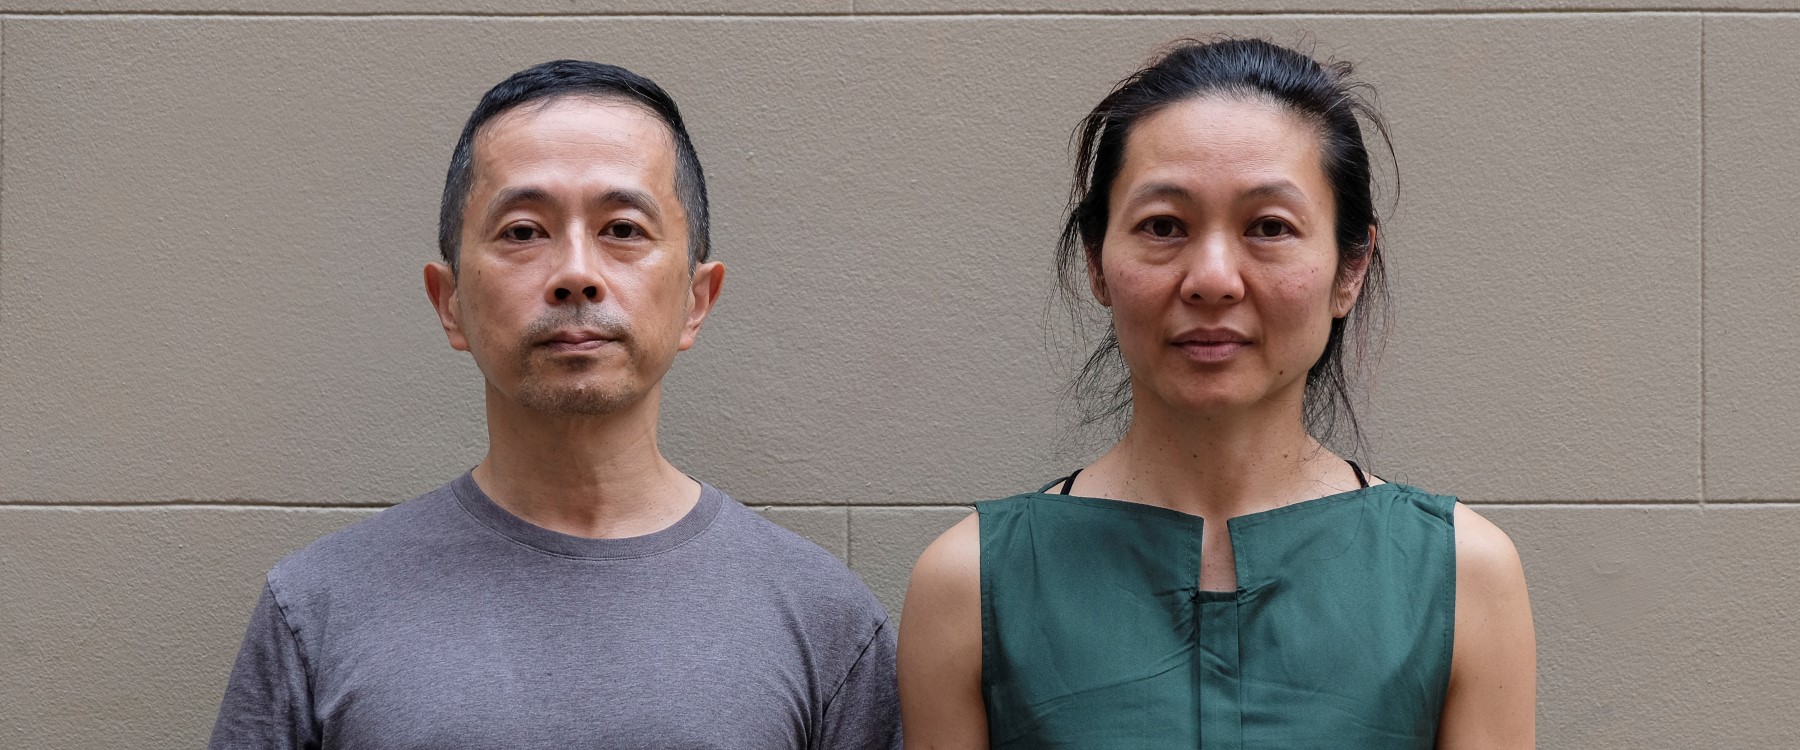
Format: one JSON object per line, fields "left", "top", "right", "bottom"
{"left": 1058, "top": 469, "right": 1082, "bottom": 495}
{"left": 1347, "top": 460, "right": 1369, "bottom": 489}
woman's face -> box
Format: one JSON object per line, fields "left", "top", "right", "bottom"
{"left": 1094, "top": 95, "right": 1364, "bottom": 420}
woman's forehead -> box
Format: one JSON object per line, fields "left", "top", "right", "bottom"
{"left": 1116, "top": 96, "right": 1328, "bottom": 200}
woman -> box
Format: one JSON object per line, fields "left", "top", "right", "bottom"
{"left": 898, "top": 38, "right": 1535, "bottom": 749}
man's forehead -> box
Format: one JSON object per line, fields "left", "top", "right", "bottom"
{"left": 469, "top": 96, "right": 680, "bottom": 196}
{"left": 477, "top": 96, "right": 674, "bottom": 162}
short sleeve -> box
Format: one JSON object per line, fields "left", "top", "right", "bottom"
{"left": 209, "top": 583, "right": 320, "bottom": 750}
{"left": 816, "top": 618, "right": 902, "bottom": 750}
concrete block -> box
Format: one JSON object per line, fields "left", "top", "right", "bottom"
{"left": 1700, "top": 18, "right": 1800, "bottom": 501}
{"left": 1334, "top": 17, "right": 1703, "bottom": 502}
{"left": 1478, "top": 504, "right": 1800, "bottom": 747}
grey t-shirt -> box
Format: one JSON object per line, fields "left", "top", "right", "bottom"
{"left": 210, "top": 473, "right": 900, "bottom": 750}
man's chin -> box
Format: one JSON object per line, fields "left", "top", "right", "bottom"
{"left": 512, "top": 380, "right": 640, "bottom": 417}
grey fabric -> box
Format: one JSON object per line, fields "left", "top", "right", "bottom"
{"left": 210, "top": 472, "right": 899, "bottom": 750}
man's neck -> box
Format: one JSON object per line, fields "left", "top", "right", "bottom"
{"left": 1086, "top": 386, "right": 1352, "bottom": 520}
{"left": 472, "top": 382, "right": 701, "bottom": 539}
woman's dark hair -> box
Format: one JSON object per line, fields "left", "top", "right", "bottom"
{"left": 1057, "top": 37, "right": 1395, "bottom": 453}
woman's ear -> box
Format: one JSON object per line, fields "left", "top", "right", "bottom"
{"left": 1087, "top": 249, "right": 1112, "bottom": 307}
{"left": 1332, "top": 226, "right": 1376, "bottom": 318}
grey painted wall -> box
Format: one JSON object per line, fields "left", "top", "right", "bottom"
{"left": 0, "top": 5, "right": 1794, "bottom": 748}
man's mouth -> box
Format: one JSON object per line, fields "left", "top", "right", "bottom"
{"left": 540, "top": 329, "right": 620, "bottom": 353}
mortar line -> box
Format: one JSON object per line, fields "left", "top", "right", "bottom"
{"left": 0, "top": 501, "right": 397, "bottom": 509}
{"left": 0, "top": 9, "right": 1786, "bottom": 18}
{"left": 1, "top": 19, "right": 6, "bottom": 317}
{"left": 1698, "top": 14, "right": 1708, "bottom": 506}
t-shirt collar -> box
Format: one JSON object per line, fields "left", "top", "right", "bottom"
{"left": 450, "top": 470, "right": 725, "bottom": 560}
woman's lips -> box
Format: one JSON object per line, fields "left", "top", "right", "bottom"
{"left": 1173, "top": 340, "right": 1247, "bottom": 363}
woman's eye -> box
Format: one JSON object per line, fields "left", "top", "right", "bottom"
{"left": 603, "top": 222, "right": 642, "bottom": 240}
{"left": 1141, "top": 217, "right": 1184, "bottom": 239}
{"left": 502, "top": 225, "right": 541, "bottom": 242}
{"left": 1250, "top": 218, "right": 1292, "bottom": 238}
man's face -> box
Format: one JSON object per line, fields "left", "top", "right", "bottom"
{"left": 426, "top": 96, "right": 723, "bottom": 416}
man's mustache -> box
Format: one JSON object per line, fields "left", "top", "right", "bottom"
{"left": 523, "top": 305, "right": 632, "bottom": 344}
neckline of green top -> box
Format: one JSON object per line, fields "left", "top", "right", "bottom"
{"left": 1021, "top": 481, "right": 1408, "bottom": 532}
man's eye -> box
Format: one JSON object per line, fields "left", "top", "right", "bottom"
{"left": 1250, "top": 218, "right": 1292, "bottom": 238}
{"left": 603, "top": 222, "right": 642, "bottom": 240}
{"left": 502, "top": 225, "right": 541, "bottom": 242}
{"left": 1140, "top": 217, "right": 1184, "bottom": 239}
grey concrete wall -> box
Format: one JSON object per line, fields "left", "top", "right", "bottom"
{"left": 0, "top": 6, "right": 1793, "bottom": 749}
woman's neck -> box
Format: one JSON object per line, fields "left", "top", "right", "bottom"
{"left": 1081, "top": 390, "right": 1357, "bottom": 520}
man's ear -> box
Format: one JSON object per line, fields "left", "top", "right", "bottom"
{"left": 679, "top": 260, "right": 725, "bottom": 351}
{"left": 1087, "top": 249, "right": 1112, "bottom": 307}
{"left": 1332, "top": 226, "right": 1376, "bottom": 318}
{"left": 424, "top": 261, "right": 470, "bottom": 351}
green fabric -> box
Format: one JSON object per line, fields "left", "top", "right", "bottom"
{"left": 977, "top": 484, "right": 1456, "bottom": 749}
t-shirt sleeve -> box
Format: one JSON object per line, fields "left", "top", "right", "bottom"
{"left": 816, "top": 618, "right": 903, "bottom": 750}
{"left": 209, "top": 582, "right": 320, "bottom": 750}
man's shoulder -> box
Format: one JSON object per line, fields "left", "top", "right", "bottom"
{"left": 707, "top": 488, "right": 889, "bottom": 623}
{"left": 265, "top": 476, "right": 466, "bottom": 599}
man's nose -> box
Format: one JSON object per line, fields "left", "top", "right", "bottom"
{"left": 546, "top": 236, "right": 607, "bottom": 305}
{"left": 553, "top": 285, "right": 598, "bottom": 302}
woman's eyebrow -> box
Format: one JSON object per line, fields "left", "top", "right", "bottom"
{"left": 1124, "top": 181, "right": 1192, "bottom": 206}
{"left": 1124, "top": 180, "right": 1309, "bottom": 207}
{"left": 1241, "top": 180, "right": 1308, "bottom": 204}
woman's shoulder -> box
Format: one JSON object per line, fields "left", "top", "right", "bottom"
{"left": 1379, "top": 479, "right": 1523, "bottom": 577}
{"left": 1450, "top": 502, "right": 1528, "bottom": 594}
{"left": 913, "top": 482, "right": 1085, "bottom": 587}
{"left": 910, "top": 511, "right": 981, "bottom": 594}
{"left": 899, "top": 512, "right": 981, "bottom": 674}
{"left": 1354, "top": 480, "right": 1459, "bottom": 527}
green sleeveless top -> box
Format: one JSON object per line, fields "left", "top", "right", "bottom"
{"left": 977, "top": 481, "right": 1456, "bottom": 749}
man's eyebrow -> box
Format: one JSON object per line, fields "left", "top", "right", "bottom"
{"left": 588, "top": 188, "right": 664, "bottom": 224}
{"left": 483, "top": 186, "right": 666, "bottom": 224}
{"left": 485, "top": 186, "right": 553, "bottom": 219}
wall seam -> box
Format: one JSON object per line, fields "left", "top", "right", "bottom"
{"left": 1699, "top": 13, "right": 1708, "bottom": 506}
{"left": 2, "top": 9, "right": 1800, "bottom": 18}
{"left": 1, "top": 17, "right": 6, "bottom": 336}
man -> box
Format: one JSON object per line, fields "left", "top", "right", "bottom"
{"left": 210, "top": 60, "right": 900, "bottom": 749}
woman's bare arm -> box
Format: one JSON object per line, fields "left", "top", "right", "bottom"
{"left": 1437, "top": 503, "right": 1537, "bottom": 749}
{"left": 897, "top": 513, "right": 988, "bottom": 750}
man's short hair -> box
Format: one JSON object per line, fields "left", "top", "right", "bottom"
{"left": 437, "top": 60, "right": 711, "bottom": 271}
